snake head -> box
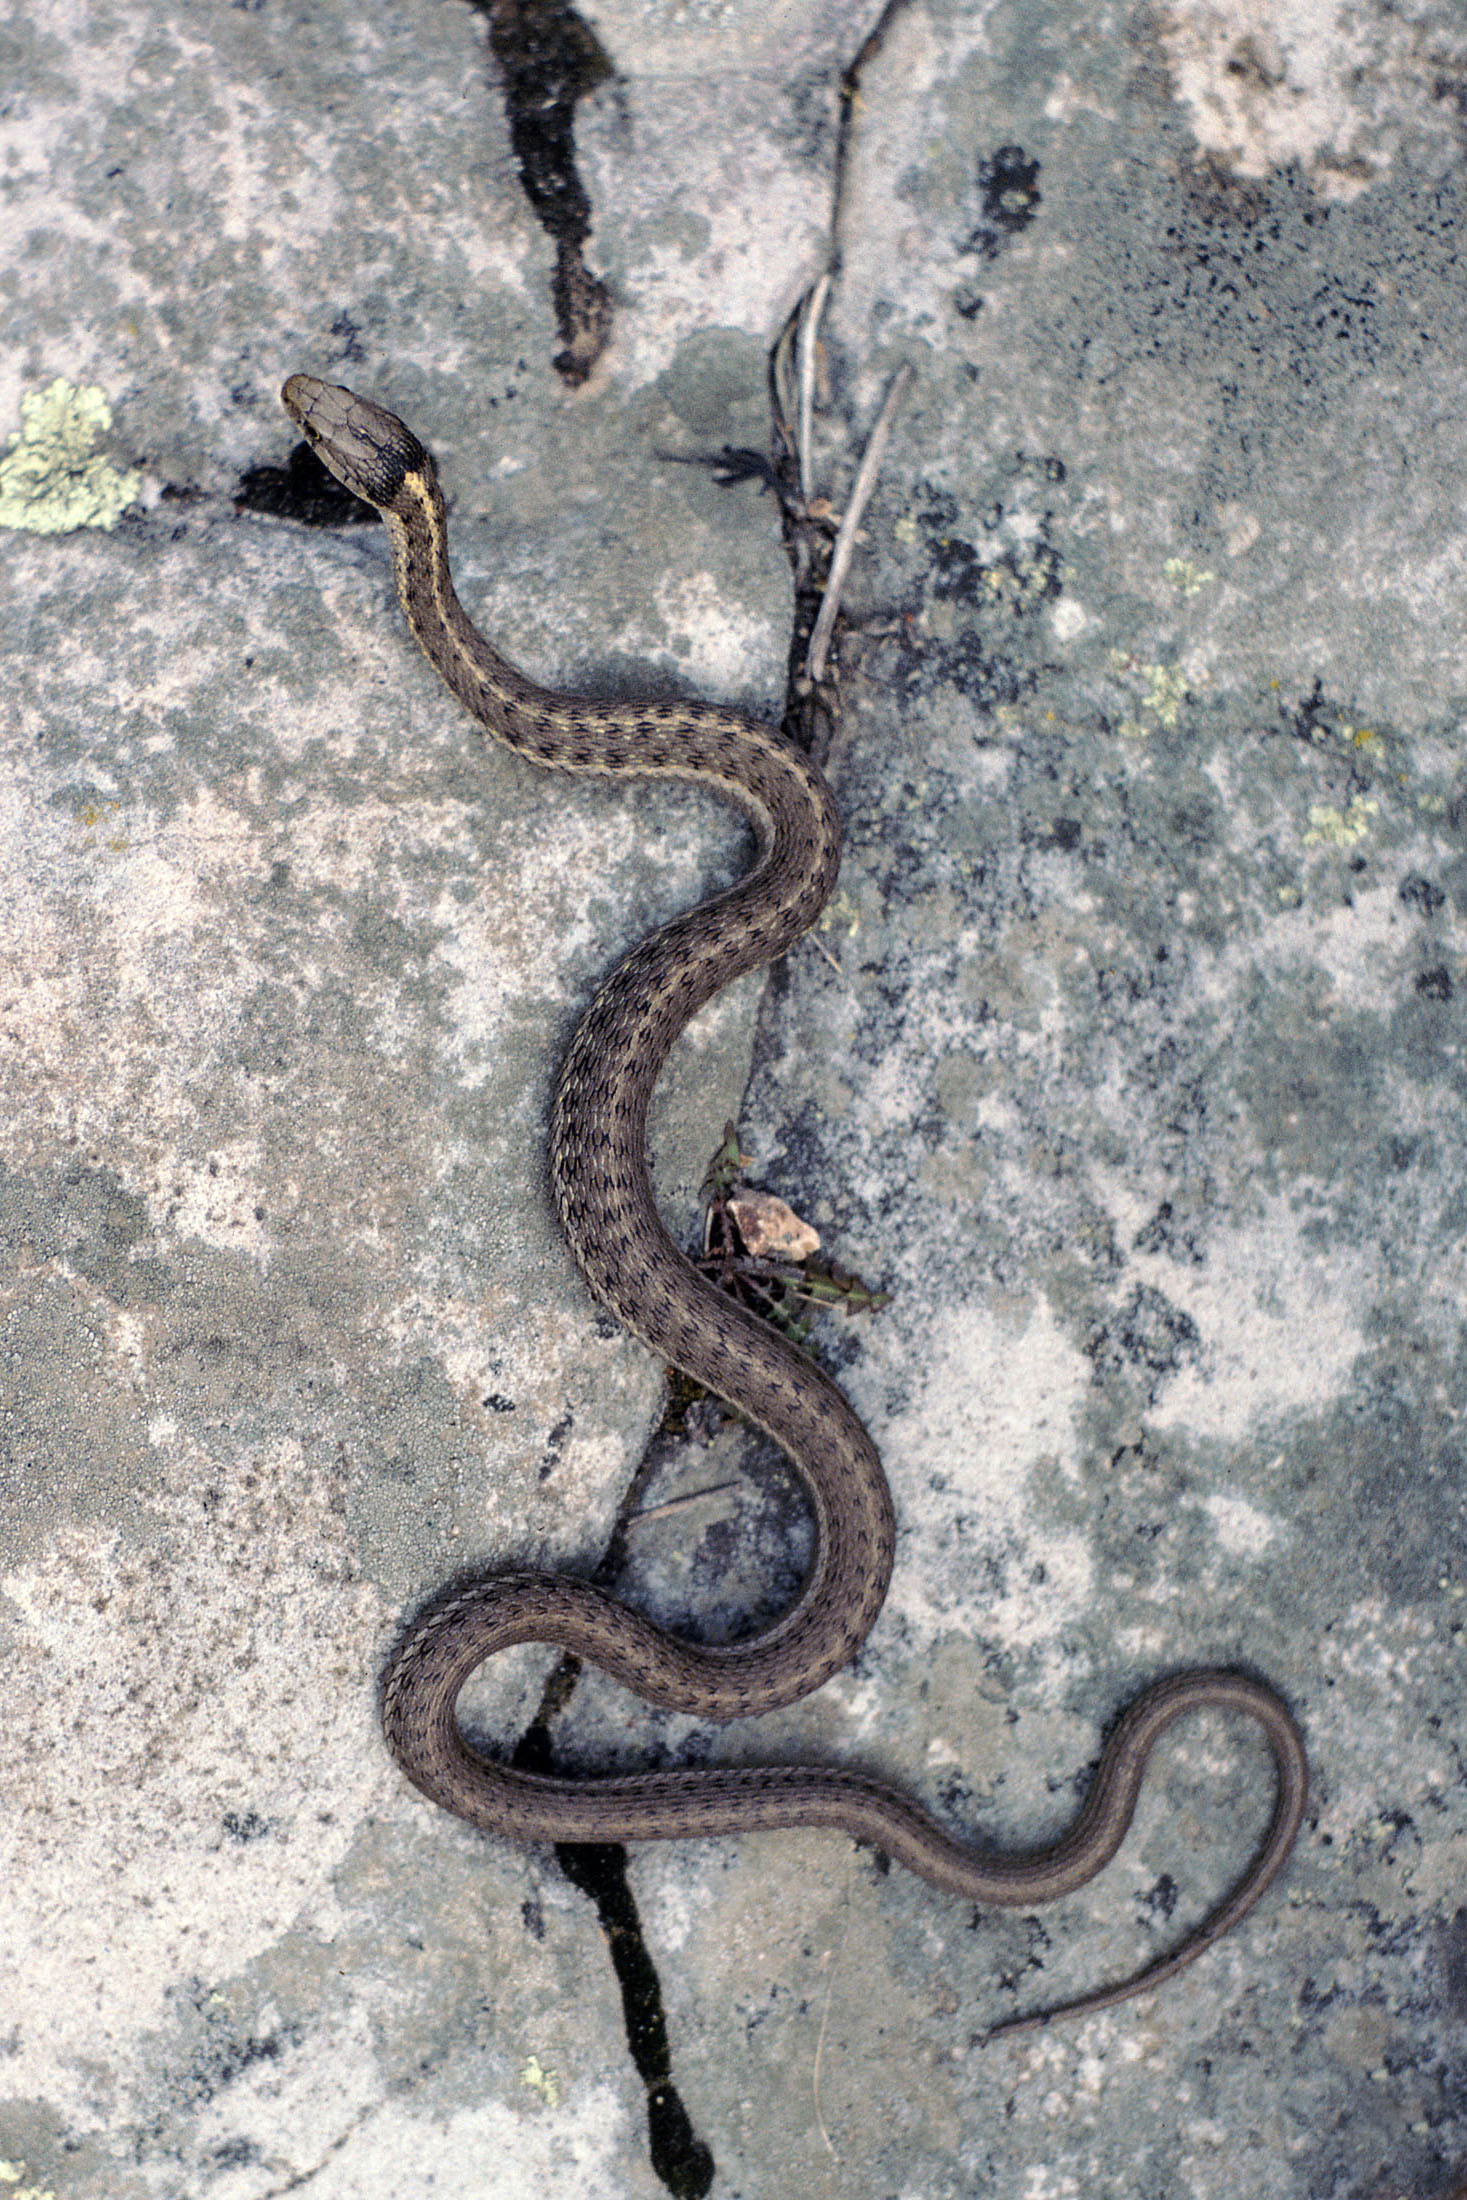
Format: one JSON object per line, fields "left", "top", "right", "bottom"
{"left": 281, "top": 375, "right": 435, "bottom": 513}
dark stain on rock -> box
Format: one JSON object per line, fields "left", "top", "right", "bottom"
{"left": 473, "top": 0, "right": 615, "bottom": 384}
{"left": 512, "top": 1725, "right": 715, "bottom": 2197}
{"left": 969, "top": 143, "right": 1043, "bottom": 261}
{"left": 235, "top": 438, "right": 378, "bottom": 526}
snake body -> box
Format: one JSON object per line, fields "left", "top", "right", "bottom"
{"left": 282, "top": 374, "right": 1307, "bottom": 2031}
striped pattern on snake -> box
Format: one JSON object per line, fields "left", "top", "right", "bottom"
{"left": 281, "top": 374, "right": 1307, "bottom": 2033}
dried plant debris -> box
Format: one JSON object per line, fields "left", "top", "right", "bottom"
{"left": 698, "top": 1124, "right": 890, "bottom": 1345}
{"left": 724, "top": 1190, "right": 820, "bottom": 1263}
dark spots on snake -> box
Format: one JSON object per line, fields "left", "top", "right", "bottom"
{"left": 483, "top": 1391, "right": 516, "bottom": 1414}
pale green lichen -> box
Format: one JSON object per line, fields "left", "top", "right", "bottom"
{"left": 978, "top": 549, "right": 1057, "bottom": 610}
{"left": 1109, "top": 651, "right": 1193, "bottom": 738}
{"left": 1163, "top": 556, "right": 1215, "bottom": 597}
{"left": 817, "top": 886, "right": 861, "bottom": 940}
{"left": 0, "top": 378, "right": 141, "bottom": 535}
{"left": 520, "top": 2055, "right": 562, "bottom": 2107}
{"left": 1139, "top": 662, "right": 1190, "bottom": 728}
{"left": 1303, "top": 796, "right": 1379, "bottom": 847}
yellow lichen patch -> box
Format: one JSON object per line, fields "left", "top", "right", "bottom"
{"left": 1303, "top": 796, "right": 1379, "bottom": 848}
{"left": 980, "top": 548, "right": 1058, "bottom": 610}
{"left": 520, "top": 2055, "right": 562, "bottom": 2108}
{"left": 1140, "top": 662, "right": 1190, "bottom": 728}
{"left": 74, "top": 799, "right": 132, "bottom": 853}
{"left": 0, "top": 378, "right": 142, "bottom": 535}
{"left": 1109, "top": 651, "right": 1194, "bottom": 738}
{"left": 1163, "top": 556, "right": 1215, "bottom": 597}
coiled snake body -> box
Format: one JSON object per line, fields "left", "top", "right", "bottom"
{"left": 282, "top": 374, "right": 1307, "bottom": 2032}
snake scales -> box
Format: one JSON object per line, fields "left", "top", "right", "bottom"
{"left": 281, "top": 373, "right": 1307, "bottom": 2033}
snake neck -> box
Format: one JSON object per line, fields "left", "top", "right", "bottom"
{"left": 382, "top": 482, "right": 841, "bottom": 863}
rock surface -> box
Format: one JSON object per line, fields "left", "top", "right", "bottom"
{"left": 2, "top": 2, "right": 1466, "bottom": 2196}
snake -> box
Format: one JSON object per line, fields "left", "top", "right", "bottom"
{"left": 281, "top": 372, "right": 1308, "bottom": 2034}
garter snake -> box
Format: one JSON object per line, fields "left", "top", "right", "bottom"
{"left": 281, "top": 373, "right": 1307, "bottom": 2032}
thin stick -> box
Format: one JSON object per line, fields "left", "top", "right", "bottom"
{"left": 629, "top": 1480, "right": 742, "bottom": 1526}
{"left": 805, "top": 361, "right": 914, "bottom": 685}
{"left": 796, "top": 273, "right": 832, "bottom": 503}
{"left": 810, "top": 1853, "right": 854, "bottom": 2162}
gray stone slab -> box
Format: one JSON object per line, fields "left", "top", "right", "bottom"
{"left": 2, "top": 1, "right": 1466, "bottom": 2196}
